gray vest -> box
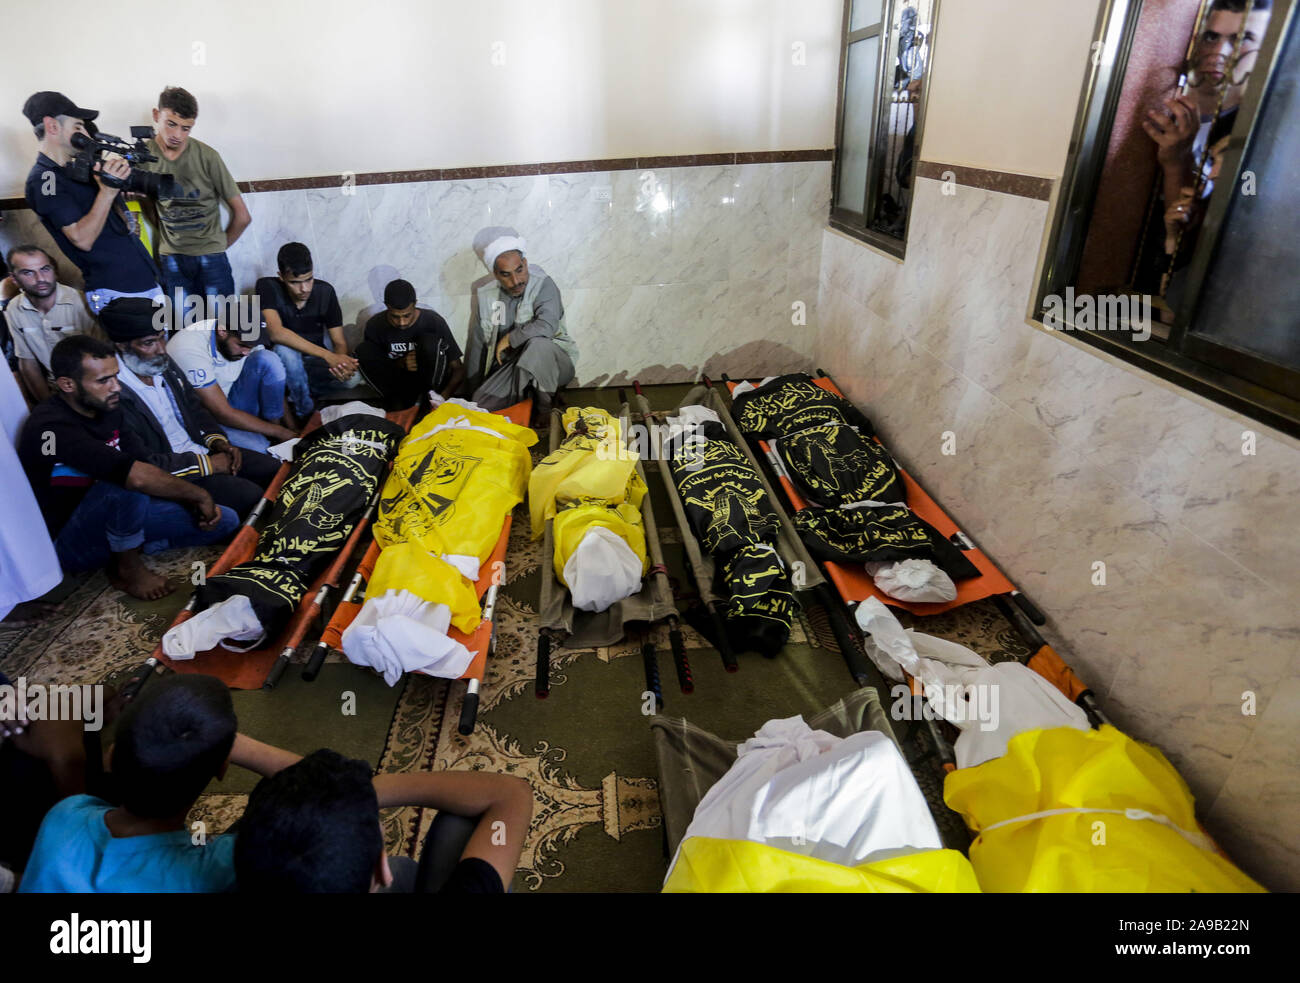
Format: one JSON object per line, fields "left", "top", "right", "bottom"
{"left": 473, "top": 267, "right": 578, "bottom": 378}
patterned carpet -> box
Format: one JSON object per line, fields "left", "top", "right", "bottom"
{"left": 0, "top": 386, "right": 1043, "bottom": 892}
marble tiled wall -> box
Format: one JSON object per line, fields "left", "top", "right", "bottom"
{"left": 817, "top": 177, "right": 1300, "bottom": 891}
{"left": 1, "top": 161, "right": 830, "bottom": 385}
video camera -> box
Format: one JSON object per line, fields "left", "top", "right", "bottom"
{"left": 65, "top": 123, "right": 178, "bottom": 199}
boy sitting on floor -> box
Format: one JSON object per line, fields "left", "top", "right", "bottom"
{"left": 234, "top": 748, "right": 532, "bottom": 893}
{"left": 19, "top": 673, "right": 299, "bottom": 893}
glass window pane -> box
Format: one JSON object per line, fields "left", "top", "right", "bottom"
{"left": 1191, "top": 17, "right": 1300, "bottom": 372}
{"left": 835, "top": 36, "right": 881, "bottom": 215}
{"left": 850, "top": 0, "right": 884, "bottom": 32}
{"left": 869, "top": 0, "right": 931, "bottom": 236}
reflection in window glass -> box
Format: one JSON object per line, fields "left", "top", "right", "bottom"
{"left": 835, "top": 36, "right": 881, "bottom": 215}
{"left": 870, "top": 0, "right": 932, "bottom": 237}
{"left": 1192, "top": 15, "right": 1300, "bottom": 372}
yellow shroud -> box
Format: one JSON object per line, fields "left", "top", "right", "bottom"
{"left": 366, "top": 541, "right": 481, "bottom": 635}
{"left": 943, "top": 726, "right": 1267, "bottom": 893}
{"left": 528, "top": 407, "right": 646, "bottom": 540}
{"left": 663, "top": 839, "right": 980, "bottom": 893}
{"left": 552, "top": 502, "right": 648, "bottom": 588}
{"left": 373, "top": 405, "right": 534, "bottom": 564}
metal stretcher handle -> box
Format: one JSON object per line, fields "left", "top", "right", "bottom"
{"left": 1011, "top": 590, "right": 1046, "bottom": 625}
{"left": 119, "top": 657, "right": 159, "bottom": 703}
{"left": 909, "top": 673, "right": 957, "bottom": 773}
{"left": 535, "top": 632, "right": 551, "bottom": 698}
{"left": 458, "top": 678, "right": 481, "bottom": 736}
{"left": 305, "top": 563, "right": 369, "bottom": 681}
{"left": 263, "top": 645, "right": 294, "bottom": 690}
{"left": 669, "top": 626, "right": 693, "bottom": 694}
{"left": 817, "top": 585, "right": 873, "bottom": 686}
{"left": 642, "top": 639, "right": 663, "bottom": 713}
{"left": 711, "top": 605, "right": 739, "bottom": 673}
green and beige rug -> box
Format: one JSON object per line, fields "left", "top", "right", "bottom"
{"left": 0, "top": 384, "right": 1040, "bottom": 892}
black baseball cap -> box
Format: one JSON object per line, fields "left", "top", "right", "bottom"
{"left": 22, "top": 91, "right": 99, "bottom": 126}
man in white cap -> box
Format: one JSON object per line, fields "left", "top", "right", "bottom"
{"left": 465, "top": 231, "right": 577, "bottom": 424}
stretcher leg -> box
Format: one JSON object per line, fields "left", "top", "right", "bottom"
{"left": 458, "top": 678, "right": 481, "bottom": 735}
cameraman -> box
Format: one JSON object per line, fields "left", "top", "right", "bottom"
{"left": 21, "top": 92, "right": 162, "bottom": 315}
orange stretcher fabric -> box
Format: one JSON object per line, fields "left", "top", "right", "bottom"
{"left": 726, "top": 377, "right": 1015, "bottom": 615}
{"left": 153, "top": 407, "right": 419, "bottom": 688}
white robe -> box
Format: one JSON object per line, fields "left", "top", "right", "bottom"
{"left": 666, "top": 715, "right": 941, "bottom": 883}
{"left": 0, "top": 370, "right": 63, "bottom": 619}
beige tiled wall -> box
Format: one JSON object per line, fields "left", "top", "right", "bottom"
{"left": 1, "top": 160, "right": 830, "bottom": 387}
{"left": 816, "top": 176, "right": 1300, "bottom": 891}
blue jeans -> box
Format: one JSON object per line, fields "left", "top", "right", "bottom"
{"left": 160, "top": 252, "right": 236, "bottom": 325}
{"left": 274, "top": 344, "right": 362, "bottom": 418}
{"left": 53, "top": 481, "right": 238, "bottom": 573}
{"left": 223, "top": 349, "right": 287, "bottom": 453}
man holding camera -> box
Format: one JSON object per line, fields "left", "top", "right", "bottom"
{"left": 21, "top": 92, "right": 162, "bottom": 315}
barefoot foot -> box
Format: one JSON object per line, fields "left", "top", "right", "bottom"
{"left": 107, "top": 551, "right": 174, "bottom": 601}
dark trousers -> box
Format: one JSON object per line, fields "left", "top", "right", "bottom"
{"left": 356, "top": 334, "right": 449, "bottom": 411}
{"left": 53, "top": 481, "right": 239, "bottom": 573}
{"left": 384, "top": 812, "right": 478, "bottom": 893}
{"left": 193, "top": 447, "right": 281, "bottom": 520}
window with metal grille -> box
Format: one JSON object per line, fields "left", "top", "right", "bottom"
{"left": 831, "top": 0, "right": 938, "bottom": 257}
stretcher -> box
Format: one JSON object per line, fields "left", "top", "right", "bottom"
{"left": 309, "top": 399, "right": 531, "bottom": 735}
{"left": 717, "top": 371, "right": 1104, "bottom": 759}
{"left": 532, "top": 393, "right": 683, "bottom": 708}
{"left": 630, "top": 381, "right": 877, "bottom": 684}
{"left": 134, "top": 407, "right": 419, "bottom": 692}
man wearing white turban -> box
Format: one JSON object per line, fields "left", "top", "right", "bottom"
{"left": 464, "top": 231, "right": 577, "bottom": 423}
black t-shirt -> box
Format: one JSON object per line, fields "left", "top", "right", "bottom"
{"left": 18, "top": 397, "right": 145, "bottom": 537}
{"left": 363, "top": 309, "right": 461, "bottom": 362}
{"left": 25, "top": 154, "right": 159, "bottom": 294}
{"left": 256, "top": 277, "right": 343, "bottom": 348}
{"left": 363, "top": 309, "right": 461, "bottom": 391}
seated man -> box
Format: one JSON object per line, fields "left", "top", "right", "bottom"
{"left": 257, "top": 242, "right": 361, "bottom": 420}
{"left": 3, "top": 244, "right": 105, "bottom": 403}
{"left": 19, "top": 673, "right": 301, "bottom": 893}
{"left": 166, "top": 314, "right": 296, "bottom": 454}
{"left": 465, "top": 233, "right": 578, "bottom": 424}
{"left": 234, "top": 748, "right": 532, "bottom": 893}
{"left": 100, "top": 298, "right": 280, "bottom": 521}
{"left": 18, "top": 335, "right": 237, "bottom": 600}
{"left": 355, "top": 279, "right": 464, "bottom": 410}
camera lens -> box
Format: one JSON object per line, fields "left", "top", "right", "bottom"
{"left": 124, "top": 169, "right": 179, "bottom": 200}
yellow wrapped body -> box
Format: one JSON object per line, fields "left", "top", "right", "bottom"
{"left": 942, "top": 726, "right": 1266, "bottom": 893}
{"left": 663, "top": 838, "right": 980, "bottom": 893}
{"left": 374, "top": 406, "right": 534, "bottom": 564}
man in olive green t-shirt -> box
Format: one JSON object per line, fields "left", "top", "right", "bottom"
{"left": 141, "top": 86, "right": 252, "bottom": 327}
